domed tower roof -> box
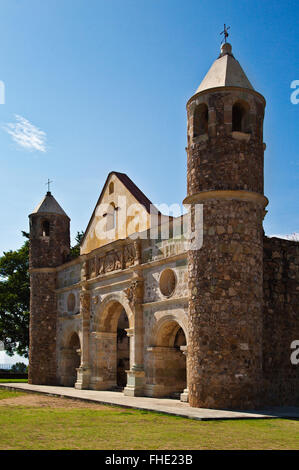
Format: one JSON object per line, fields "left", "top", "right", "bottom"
{"left": 30, "top": 191, "right": 69, "bottom": 218}
{"left": 195, "top": 42, "right": 254, "bottom": 94}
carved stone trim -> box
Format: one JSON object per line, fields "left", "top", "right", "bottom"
{"left": 142, "top": 297, "right": 188, "bottom": 308}
{"left": 134, "top": 239, "right": 142, "bottom": 264}
{"left": 90, "top": 331, "right": 117, "bottom": 339}
{"left": 124, "top": 244, "right": 136, "bottom": 268}
{"left": 124, "top": 278, "right": 144, "bottom": 306}
{"left": 80, "top": 290, "right": 91, "bottom": 319}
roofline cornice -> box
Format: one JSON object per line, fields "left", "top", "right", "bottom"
{"left": 28, "top": 212, "right": 71, "bottom": 220}
{"left": 187, "top": 86, "right": 266, "bottom": 108}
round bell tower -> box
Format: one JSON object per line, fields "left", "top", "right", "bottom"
{"left": 28, "top": 191, "right": 70, "bottom": 385}
{"left": 184, "top": 42, "right": 268, "bottom": 409}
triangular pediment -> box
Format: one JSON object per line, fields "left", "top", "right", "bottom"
{"left": 81, "top": 172, "right": 155, "bottom": 254}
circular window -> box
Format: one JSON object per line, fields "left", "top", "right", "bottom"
{"left": 67, "top": 293, "right": 76, "bottom": 312}
{"left": 159, "top": 269, "right": 176, "bottom": 297}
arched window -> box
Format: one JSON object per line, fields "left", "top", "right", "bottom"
{"left": 193, "top": 103, "right": 208, "bottom": 138}
{"left": 232, "top": 101, "right": 250, "bottom": 133}
{"left": 41, "top": 220, "right": 50, "bottom": 237}
{"left": 67, "top": 293, "right": 76, "bottom": 312}
{"left": 113, "top": 207, "right": 117, "bottom": 229}
{"left": 106, "top": 203, "right": 117, "bottom": 231}
{"left": 109, "top": 182, "right": 114, "bottom": 195}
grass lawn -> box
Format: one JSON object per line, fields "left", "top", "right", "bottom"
{"left": 0, "top": 390, "right": 298, "bottom": 450}
{"left": 0, "top": 389, "right": 25, "bottom": 400}
{"left": 0, "top": 379, "right": 28, "bottom": 383}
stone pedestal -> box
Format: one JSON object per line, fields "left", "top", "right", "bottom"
{"left": 180, "top": 388, "right": 189, "bottom": 402}
{"left": 123, "top": 366, "right": 145, "bottom": 396}
{"left": 75, "top": 365, "right": 91, "bottom": 390}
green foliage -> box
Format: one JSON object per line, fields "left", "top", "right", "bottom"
{"left": 10, "top": 362, "right": 27, "bottom": 373}
{"left": 0, "top": 234, "right": 30, "bottom": 357}
{"left": 69, "top": 231, "right": 84, "bottom": 259}
{"left": 0, "top": 230, "right": 83, "bottom": 359}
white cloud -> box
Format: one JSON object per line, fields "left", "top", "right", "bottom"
{"left": 0, "top": 350, "right": 28, "bottom": 366}
{"left": 269, "top": 232, "right": 299, "bottom": 241}
{"left": 3, "top": 114, "right": 47, "bottom": 153}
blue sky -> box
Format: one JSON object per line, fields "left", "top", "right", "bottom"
{"left": 0, "top": 0, "right": 298, "bottom": 253}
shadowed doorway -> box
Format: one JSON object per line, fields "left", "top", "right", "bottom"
{"left": 149, "top": 321, "right": 187, "bottom": 398}
{"left": 117, "top": 309, "right": 130, "bottom": 388}
{"left": 61, "top": 332, "right": 81, "bottom": 387}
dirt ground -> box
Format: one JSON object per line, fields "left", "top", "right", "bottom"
{"left": 0, "top": 392, "right": 120, "bottom": 410}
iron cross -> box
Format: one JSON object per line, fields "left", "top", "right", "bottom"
{"left": 220, "top": 24, "right": 230, "bottom": 44}
{"left": 46, "top": 179, "right": 53, "bottom": 192}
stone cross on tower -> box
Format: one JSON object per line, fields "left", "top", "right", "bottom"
{"left": 45, "top": 179, "right": 53, "bottom": 194}
{"left": 220, "top": 24, "right": 230, "bottom": 44}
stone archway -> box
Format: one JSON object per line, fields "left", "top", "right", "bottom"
{"left": 60, "top": 332, "right": 81, "bottom": 387}
{"left": 146, "top": 314, "right": 188, "bottom": 399}
{"left": 90, "top": 293, "right": 134, "bottom": 391}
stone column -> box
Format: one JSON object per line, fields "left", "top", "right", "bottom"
{"left": 123, "top": 270, "right": 145, "bottom": 396}
{"left": 75, "top": 287, "right": 91, "bottom": 389}
{"left": 180, "top": 345, "right": 189, "bottom": 402}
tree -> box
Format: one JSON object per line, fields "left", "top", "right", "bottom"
{"left": 69, "top": 231, "right": 85, "bottom": 259}
{"left": 0, "top": 230, "right": 84, "bottom": 358}
{"left": 0, "top": 232, "right": 29, "bottom": 357}
{"left": 11, "top": 362, "right": 28, "bottom": 373}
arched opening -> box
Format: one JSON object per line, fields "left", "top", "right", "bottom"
{"left": 106, "top": 203, "right": 117, "bottom": 231}
{"left": 41, "top": 220, "right": 50, "bottom": 237}
{"left": 193, "top": 103, "right": 208, "bottom": 138}
{"left": 232, "top": 100, "right": 250, "bottom": 133}
{"left": 67, "top": 293, "right": 76, "bottom": 313}
{"left": 148, "top": 320, "right": 187, "bottom": 398}
{"left": 109, "top": 181, "right": 114, "bottom": 194}
{"left": 174, "top": 327, "right": 186, "bottom": 349}
{"left": 61, "top": 332, "right": 81, "bottom": 387}
{"left": 91, "top": 299, "right": 132, "bottom": 391}
{"left": 116, "top": 309, "right": 129, "bottom": 388}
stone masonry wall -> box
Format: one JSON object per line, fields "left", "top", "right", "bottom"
{"left": 29, "top": 213, "right": 70, "bottom": 268}
{"left": 263, "top": 236, "right": 299, "bottom": 406}
{"left": 29, "top": 272, "right": 58, "bottom": 385}
{"left": 187, "top": 89, "right": 265, "bottom": 195}
{"left": 187, "top": 198, "right": 265, "bottom": 409}
{"left": 29, "top": 212, "right": 70, "bottom": 385}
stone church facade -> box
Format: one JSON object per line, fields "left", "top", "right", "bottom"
{"left": 28, "top": 42, "right": 299, "bottom": 409}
